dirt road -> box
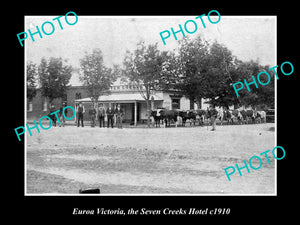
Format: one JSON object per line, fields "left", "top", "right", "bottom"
{"left": 26, "top": 123, "right": 276, "bottom": 195}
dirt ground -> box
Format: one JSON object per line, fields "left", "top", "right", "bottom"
{"left": 26, "top": 123, "right": 276, "bottom": 195}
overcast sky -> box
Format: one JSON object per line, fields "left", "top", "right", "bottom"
{"left": 25, "top": 15, "right": 276, "bottom": 85}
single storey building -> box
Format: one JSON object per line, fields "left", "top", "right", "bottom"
{"left": 27, "top": 79, "right": 209, "bottom": 125}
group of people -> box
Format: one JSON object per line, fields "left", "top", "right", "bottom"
{"left": 76, "top": 102, "right": 124, "bottom": 129}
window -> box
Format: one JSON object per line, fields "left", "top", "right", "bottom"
{"left": 27, "top": 102, "right": 33, "bottom": 112}
{"left": 171, "top": 98, "right": 180, "bottom": 110}
{"left": 75, "top": 92, "right": 82, "bottom": 100}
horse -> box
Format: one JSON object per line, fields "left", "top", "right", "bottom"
{"left": 231, "top": 109, "right": 244, "bottom": 125}
{"left": 245, "top": 110, "right": 256, "bottom": 124}
{"left": 239, "top": 110, "right": 248, "bottom": 124}
{"left": 150, "top": 110, "right": 162, "bottom": 128}
{"left": 159, "top": 109, "right": 179, "bottom": 127}
{"left": 257, "top": 111, "right": 267, "bottom": 123}
{"left": 179, "top": 110, "right": 197, "bottom": 126}
{"left": 254, "top": 110, "right": 267, "bottom": 123}
{"left": 195, "top": 109, "right": 207, "bottom": 126}
{"left": 218, "top": 108, "right": 233, "bottom": 125}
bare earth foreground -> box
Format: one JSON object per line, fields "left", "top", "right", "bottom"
{"left": 26, "top": 123, "right": 275, "bottom": 195}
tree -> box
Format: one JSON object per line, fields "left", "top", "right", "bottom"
{"left": 27, "top": 61, "right": 38, "bottom": 101}
{"left": 255, "top": 65, "right": 275, "bottom": 109}
{"left": 177, "top": 36, "right": 211, "bottom": 109}
{"left": 123, "top": 41, "right": 167, "bottom": 127}
{"left": 162, "top": 36, "right": 215, "bottom": 109}
{"left": 38, "top": 57, "right": 72, "bottom": 104}
{"left": 79, "top": 48, "right": 116, "bottom": 104}
{"left": 160, "top": 36, "right": 275, "bottom": 110}
{"left": 232, "top": 60, "right": 275, "bottom": 109}
{"left": 203, "top": 41, "right": 239, "bottom": 108}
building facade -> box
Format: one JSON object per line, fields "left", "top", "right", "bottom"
{"left": 27, "top": 81, "right": 209, "bottom": 125}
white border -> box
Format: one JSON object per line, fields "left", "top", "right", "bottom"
{"left": 24, "top": 15, "right": 277, "bottom": 196}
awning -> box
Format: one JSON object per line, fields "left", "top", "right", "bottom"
{"left": 74, "top": 93, "right": 163, "bottom": 103}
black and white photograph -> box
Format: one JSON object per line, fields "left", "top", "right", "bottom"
{"left": 23, "top": 15, "right": 278, "bottom": 195}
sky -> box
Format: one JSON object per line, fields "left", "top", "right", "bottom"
{"left": 25, "top": 15, "right": 276, "bottom": 86}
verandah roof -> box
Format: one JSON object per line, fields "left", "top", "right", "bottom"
{"left": 74, "top": 93, "right": 163, "bottom": 103}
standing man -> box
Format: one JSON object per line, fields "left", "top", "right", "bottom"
{"left": 89, "top": 104, "right": 97, "bottom": 127}
{"left": 208, "top": 105, "right": 218, "bottom": 131}
{"left": 77, "top": 102, "right": 85, "bottom": 127}
{"left": 59, "top": 102, "right": 67, "bottom": 127}
{"left": 49, "top": 104, "right": 57, "bottom": 127}
{"left": 115, "top": 104, "right": 123, "bottom": 129}
{"left": 106, "top": 104, "right": 114, "bottom": 128}
{"left": 74, "top": 103, "right": 78, "bottom": 125}
{"left": 97, "top": 103, "right": 106, "bottom": 128}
